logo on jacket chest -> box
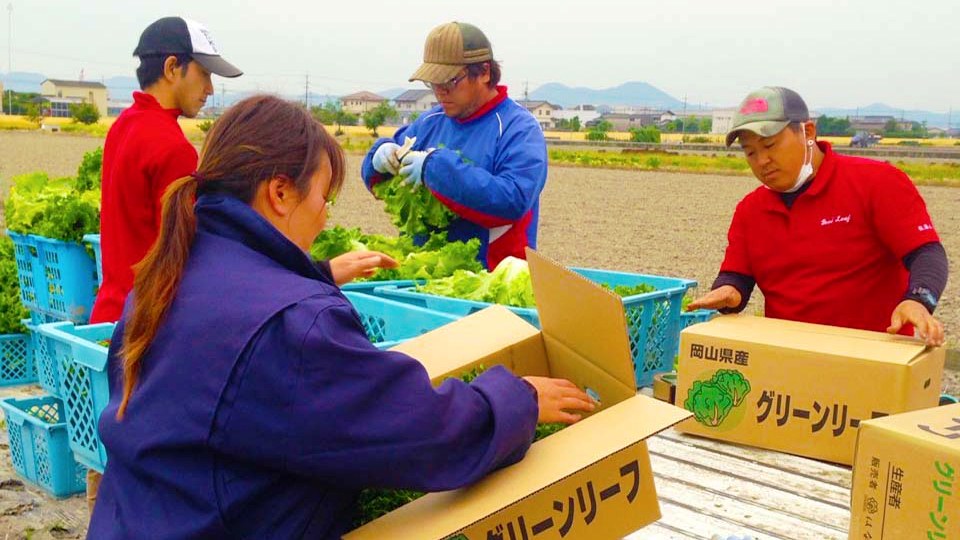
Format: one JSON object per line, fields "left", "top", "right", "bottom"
{"left": 820, "top": 214, "right": 852, "bottom": 227}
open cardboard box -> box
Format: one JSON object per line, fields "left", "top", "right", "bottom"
{"left": 345, "top": 250, "right": 691, "bottom": 539}
{"left": 676, "top": 314, "right": 944, "bottom": 465}
{"left": 849, "top": 403, "right": 960, "bottom": 539}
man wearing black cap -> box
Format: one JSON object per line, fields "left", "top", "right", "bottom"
{"left": 87, "top": 15, "right": 241, "bottom": 510}
{"left": 360, "top": 22, "right": 547, "bottom": 271}
{"left": 91, "top": 16, "right": 242, "bottom": 327}
{"left": 688, "top": 87, "right": 947, "bottom": 347}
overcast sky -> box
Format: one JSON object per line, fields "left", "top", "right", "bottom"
{"left": 2, "top": 0, "right": 957, "bottom": 111}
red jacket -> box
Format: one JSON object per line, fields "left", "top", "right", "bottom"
{"left": 719, "top": 142, "right": 940, "bottom": 333}
{"left": 90, "top": 92, "right": 197, "bottom": 323}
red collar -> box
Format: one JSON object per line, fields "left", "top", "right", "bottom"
{"left": 804, "top": 141, "right": 836, "bottom": 198}
{"left": 457, "top": 85, "right": 508, "bottom": 124}
{"left": 133, "top": 91, "right": 183, "bottom": 119}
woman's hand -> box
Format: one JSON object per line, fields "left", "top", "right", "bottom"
{"left": 522, "top": 376, "right": 597, "bottom": 424}
{"left": 329, "top": 251, "right": 399, "bottom": 285}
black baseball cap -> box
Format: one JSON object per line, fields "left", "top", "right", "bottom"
{"left": 134, "top": 17, "right": 242, "bottom": 78}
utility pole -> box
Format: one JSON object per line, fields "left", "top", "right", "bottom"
{"left": 220, "top": 83, "right": 226, "bottom": 111}
{"left": 680, "top": 95, "right": 688, "bottom": 138}
{"left": 523, "top": 81, "right": 528, "bottom": 102}
{"left": 6, "top": 2, "right": 12, "bottom": 115}
{"left": 305, "top": 73, "right": 310, "bottom": 109}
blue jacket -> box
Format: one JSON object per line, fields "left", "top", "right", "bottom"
{"left": 88, "top": 195, "right": 538, "bottom": 539}
{"left": 361, "top": 87, "right": 548, "bottom": 269}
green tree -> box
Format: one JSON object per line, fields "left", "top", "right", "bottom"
{"left": 628, "top": 126, "right": 661, "bottom": 143}
{"left": 70, "top": 102, "right": 100, "bottom": 125}
{"left": 816, "top": 115, "right": 852, "bottom": 136}
{"left": 198, "top": 119, "right": 215, "bottom": 134}
{"left": 409, "top": 111, "right": 421, "bottom": 123}
{"left": 586, "top": 120, "right": 612, "bottom": 141}
{"left": 362, "top": 102, "right": 398, "bottom": 137}
{"left": 313, "top": 101, "right": 359, "bottom": 135}
{"left": 24, "top": 103, "right": 42, "bottom": 126}
{"left": 569, "top": 116, "right": 581, "bottom": 132}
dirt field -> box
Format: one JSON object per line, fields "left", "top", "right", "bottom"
{"left": 0, "top": 130, "right": 958, "bottom": 537}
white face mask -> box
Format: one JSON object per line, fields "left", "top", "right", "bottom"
{"left": 782, "top": 132, "right": 815, "bottom": 193}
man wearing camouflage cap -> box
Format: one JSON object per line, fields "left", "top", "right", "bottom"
{"left": 361, "top": 22, "right": 547, "bottom": 270}
{"left": 688, "top": 87, "right": 947, "bottom": 346}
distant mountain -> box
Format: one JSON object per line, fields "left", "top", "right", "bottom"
{"left": 529, "top": 81, "right": 684, "bottom": 109}
{"left": 815, "top": 103, "right": 955, "bottom": 129}
{"left": 0, "top": 71, "right": 47, "bottom": 92}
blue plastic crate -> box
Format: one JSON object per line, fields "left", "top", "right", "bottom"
{"left": 0, "top": 330, "right": 36, "bottom": 387}
{"left": 373, "top": 285, "right": 541, "bottom": 327}
{"left": 0, "top": 395, "right": 86, "bottom": 497}
{"left": 36, "top": 321, "right": 113, "bottom": 473}
{"left": 8, "top": 231, "right": 44, "bottom": 312}
{"left": 22, "top": 311, "right": 59, "bottom": 395}
{"left": 375, "top": 267, "right": 697, "bottom": 388}
{"left": 8, "top": 232, "right": 98, "bottom": 323}
{"left": 680, "top": 309, "right": 717, "bottom": 330}
{"left": 83, "top": 234, "right": 102, "bottom": 287}
{"left": 343, "top": 291, "right": 460, "bottom": 349}
{"left": 341, "top": 279, "right": 419, "bottom": 297}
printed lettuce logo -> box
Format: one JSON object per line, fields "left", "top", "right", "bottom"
{"left": 684, "top": 369, "right": 751, "bottom": 427}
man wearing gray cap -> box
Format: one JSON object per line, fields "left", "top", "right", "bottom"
{"left": 361, "top": 21, "right": 547, "bottom": 270}
{"left": 688, "top": 86, "right": 947, "bottom": 346}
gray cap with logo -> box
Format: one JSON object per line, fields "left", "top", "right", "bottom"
{"left": 725, "top": 86, "right": 809, "bottom": 147}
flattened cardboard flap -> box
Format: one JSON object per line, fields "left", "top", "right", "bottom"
{"left": 391, "top": 306, "right": 542, "bottom": 380}
{"left": 687, "top": 314, "right": 929, "bottom": 364}
{"left": 525, "top": 249, "right": 637, "bottom": 391}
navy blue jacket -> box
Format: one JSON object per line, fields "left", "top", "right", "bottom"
{"left": 88, "top": 195, "right": 538, "bottom": 539}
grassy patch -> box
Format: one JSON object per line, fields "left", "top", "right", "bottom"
{"left": 549, "top": 149, "right": 960, "bottom": 186}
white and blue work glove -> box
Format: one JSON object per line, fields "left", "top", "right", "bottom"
{"left": 372, "top": 136, "right": 417, "bottom": 176}
{"left": 371, "top": 142, "right": 402, "bottom": 175}
{"left": 399, "top": 149, "right": 435, "bottom": 187}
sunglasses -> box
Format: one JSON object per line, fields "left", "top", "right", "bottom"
{"left": 424, "top": 71, "right": 468, "bottom": 93}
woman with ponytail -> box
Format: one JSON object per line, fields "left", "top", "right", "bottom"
{"left": 87, "top": 95, "right": 594, "bottom": 539}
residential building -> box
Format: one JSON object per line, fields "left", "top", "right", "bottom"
{"left": 107, "top": 99, "right": 133, "bottom": 117}
{"left": 40, "top": 79, "right": 108, "bottom": 118}
{"left": 516, "top": 100, "right": 561, "bottom": 130}
{"left": 711, "top": 109, "right": 736, "bottom": 135}
{"left": 849, "top": 116, "right": 913, "bottom": 134}
{"left": 552, "top": 109, "right": 601, "bottom": 128}
{"left": 589, "top": 112, "right": 661, "bottom": 131}
{"left": 393, "top": 89, "right": 437, "bottom": 124}
{"left": 340, "top": 91, "right": 387, "bottom": 115}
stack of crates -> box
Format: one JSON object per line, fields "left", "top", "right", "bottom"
{"left": 0, "top": 231, "right": 100, "bottom": 497}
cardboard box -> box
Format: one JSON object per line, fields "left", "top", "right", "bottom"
{"left": 849, "top": 404, "right": 960, "bottom": 539}
{"left": 345, "top": 250, "right": 692, "bottom": 540}
{"left": 675, "top": 314, "right": 944, "bottom": 465}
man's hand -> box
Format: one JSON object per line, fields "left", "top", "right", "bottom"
{"left": 522, "top": 376, "right": 597, "bottom": 424}
{"left": 888, "top": 299, "right": 945, "bottom": 346}
{"left": 372, "top": 142, "right": 404, "bottom": 176}
{"left": 686, "top": 285, "right": 742, "bottom": 312}
{"left": 399, "top": 149, "right": 434, "bottom": 187}
{"left": 329, "top": 251, "right": 399, "bottom": 286}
